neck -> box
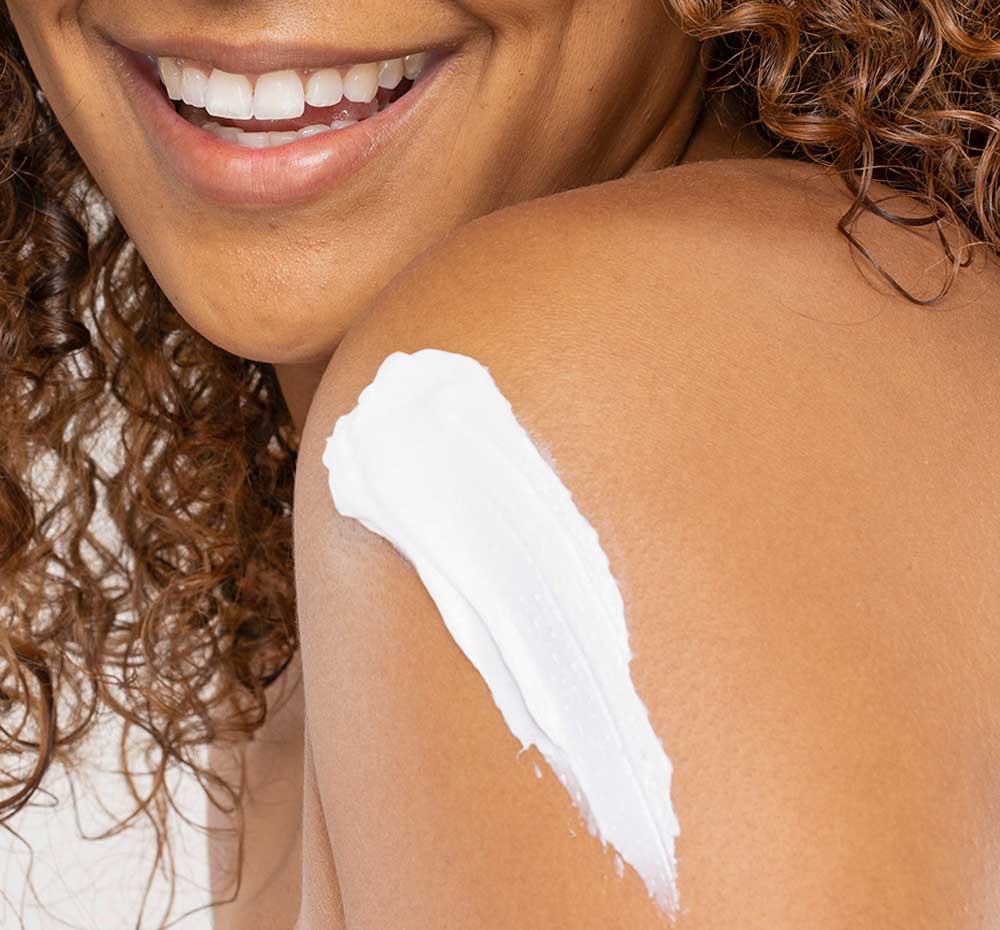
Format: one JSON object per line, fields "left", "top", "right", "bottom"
{"left": 628, "top": 57, "right": 772, "bottom": 173}
{"left": 276, "top": 358, "right": 328, "bottom": 433}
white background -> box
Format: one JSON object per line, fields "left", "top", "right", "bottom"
{"left": 1, "top": 714, "right": 212, "bottom": 930}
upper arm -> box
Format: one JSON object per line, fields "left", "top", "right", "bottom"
{"left": 293, "top": 168, "right": 1000, "bottom": 930}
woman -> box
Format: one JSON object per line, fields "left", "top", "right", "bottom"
{"left": 2, "top": 0, "right": 999, "bottom": 927}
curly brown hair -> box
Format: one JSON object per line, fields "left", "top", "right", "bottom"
{"left": 0, "top": 5, "right": 300, "bottom": 925}
{"left": 674, "top": 0, "right": 1000, "bottom": 301}
{"left": 1, "top": 0, "right": 998, "bottom": 926}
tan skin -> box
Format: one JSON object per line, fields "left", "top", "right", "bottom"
{"left": 292, "top": 161, "right": 1000, "bottom": 929}
{"left": 9, "top": 1, "right": 1000, "bottom": 928}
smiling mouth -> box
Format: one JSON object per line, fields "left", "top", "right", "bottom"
{"left": 151, "top": 52, "right": 429, "bottom": 148}
{"left": 107, "top": 33, "right": 451, "bottom": 206}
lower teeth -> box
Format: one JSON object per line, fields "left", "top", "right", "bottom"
{"left": 201, "top": 118, "right": 361, "bottom": 148}
{"left": 186, "top": 81, "right": 412, "bottom": 148}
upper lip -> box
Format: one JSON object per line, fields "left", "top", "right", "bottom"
{"left": 98, "top": 28, "right": 437, "bottom": 74}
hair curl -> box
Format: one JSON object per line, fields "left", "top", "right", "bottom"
{"left": 672, "top": 0, "right": 1000, "bottom": 300}
{"left": 0, "top": 0, "right": 998, "bottom": 926}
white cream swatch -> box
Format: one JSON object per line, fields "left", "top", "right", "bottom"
{"left": 322, "top": 348, "right": 681, "bottom": 916}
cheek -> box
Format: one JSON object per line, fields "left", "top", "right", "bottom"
{"left": 8, "top": 8, "right": 125, "bottom": 196}
{"left": 6, "top": 4, "right": 79, "bottom": 121}
{"left": 451, "top": 0, "right": 576, "bottom": 27}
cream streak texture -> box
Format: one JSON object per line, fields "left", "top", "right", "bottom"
{"left": 322, "top": 348, "right": 681, "bottom": 916}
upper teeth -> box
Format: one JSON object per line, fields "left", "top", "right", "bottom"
{"left": 156, "top": 53, "right": 428, "bottom": 119}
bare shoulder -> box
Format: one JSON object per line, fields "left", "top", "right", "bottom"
{"left": 293, "top": 157, "right": 1000, "bottom": 930}
{"left": 326, "top": 154, "right": 1000, "bottom": 376}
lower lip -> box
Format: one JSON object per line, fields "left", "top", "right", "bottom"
{"left": 109, "top": 45, "right": 448, "bottom": 208}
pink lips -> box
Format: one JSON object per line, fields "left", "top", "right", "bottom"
{"left": 109, "top": 44, "right": 446, "bottom": 208}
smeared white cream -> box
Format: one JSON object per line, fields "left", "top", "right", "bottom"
{"left": 322, "top": 348, "right": 681, "bottom": 916}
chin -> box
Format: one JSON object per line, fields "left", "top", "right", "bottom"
{"left": 169, "top": 285, "right": 353, "bottom": 365}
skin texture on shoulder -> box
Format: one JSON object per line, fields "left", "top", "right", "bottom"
{"left": 294, "top": 156, "right": 1000, "bottom": 930}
